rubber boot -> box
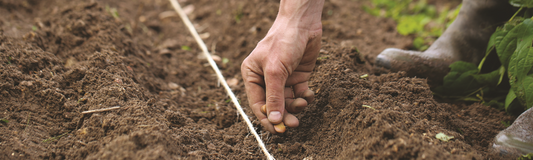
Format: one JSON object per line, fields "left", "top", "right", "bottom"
{"left": 375, "top": 0, "right": 515, "bottom": 85}
{"left": 492, "top": 108, "right": 533, "bottom": 157}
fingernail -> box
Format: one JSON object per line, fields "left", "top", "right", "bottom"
{"left": 268, "top": 111, "right": 282, "bottom": 123}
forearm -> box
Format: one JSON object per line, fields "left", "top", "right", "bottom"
{"left": 277, "top": 0, "right": 324, "bottom": 31}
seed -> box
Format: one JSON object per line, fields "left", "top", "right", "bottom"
{"left": 261, "top": 104, "right": 267, "bottom": 114}
{"left": 274, "top": 122, "right": 286, "bottom": 133}
{"left": 261, "top": 105, "right": 286, "bottom": 133}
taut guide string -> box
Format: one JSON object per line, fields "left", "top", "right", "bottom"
{"left": 168, "top": 0, "right": 275, "bottom": 159}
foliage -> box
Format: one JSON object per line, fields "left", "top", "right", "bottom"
{"left": 501, "top": 121, "right": 512, "bottom": 127}
{"left": 364, "top": 0, "right": 461, "bottom": 50}
{"left": 518, "top": 153, "right": 533, "bottom": 160}
{"left": 510, "top": 0, "right": 533, "bottom": 8}
{"left": 433, "top": 2, "right": 533, "bottom": 112}
{"left": 181, "top": 45, "right": 191, "bottom": 51}
{"left": 42, "top": 132, "right": 69, "bottom": 143}
{"left": 432, "top": 62, "right": 504, "bottom": 101}
{"left": 362, "top": 105, "right": 376, "bottom": 110}
{"left": 105, "top": 5, "right": 120, "bottom": 20}
{"left": 222, "top": 57, "right": 229, "bottom": 65}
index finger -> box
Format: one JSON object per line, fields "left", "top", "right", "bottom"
{"left": 242, "top": 69, "right": 277, "bottom": 133}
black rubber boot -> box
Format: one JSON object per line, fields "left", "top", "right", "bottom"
{"left": 375, "top": 0, "right": 515, "bottom": 84}
{"left": 492, "top": 108, "right": 533, "bottom": 157}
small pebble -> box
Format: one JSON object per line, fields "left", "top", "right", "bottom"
{"left": 168, "top": 82, "right": 181, "bottom": 90}
{"left": 226, "top": 78, "right": 239, "bottom": 88}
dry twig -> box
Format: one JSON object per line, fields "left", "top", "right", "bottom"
{"left": 82, "top": 106, "right": 121, "bottom": 114}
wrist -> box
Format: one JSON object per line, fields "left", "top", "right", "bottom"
{"left": 277, "top": 0, "right": 324, "bottom": 31}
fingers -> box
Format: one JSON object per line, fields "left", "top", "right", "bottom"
{"left": 242, "top": 62, "right": 270, "bottom": 130}
{"left": 285, "top": 73, "right": 315, "bottom": 104}
{"left": 294, "top": 82, "right": 315, "bottom": 103}
{"left": 260, "top": 118, "right": 276, "bottom": 134}
{"left": 284, "top": 82, "right": 315, "bottom": 113}
{"left": 286, "top": 98, "right": 307, "bottom": 113}
{"left": 264, "top": 67, "right": 289, "bottom": 124}
{"left": 260, "top": 105, "right": 299, "bottom": 134}
{"left": 302, "top": 89, "right": 315, "bottom": 104}
{"left": 283, "top": 112, "right": 299, "bottom": 128}
{"left": 260, "top": 113, "right": 299, "bottom": 134}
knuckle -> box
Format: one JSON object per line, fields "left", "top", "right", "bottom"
{"left": 266, "top": 95, "right": 283, "bottom": 105}
{"left": 264, "top": 66, "right": 288, "bottom": 78}
{"left": 240, "top": 58, "right": 250, "bottom": 69}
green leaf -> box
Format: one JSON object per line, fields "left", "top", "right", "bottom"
{"left": 510, "top": 0, "right": 533, "bottom": 8}
{"left": 518, "top": 153, "right": 533, "bottom": 160}
{"left": 472, "top": 67, "right": 503, "bottom": 87}
{"left": 0, "top": 119, "right": 8, "bottom": 123}
{"left": 484, "top": 99, "right": 504, "bottom": 109}
{"left": 526, "top": 77, "right": 533, "bottom": 109}
{"left": 181, "top": 46, "right": 191, "bottom": 51}
{"left": 222, "top": 58, "right": 229, "bottom": 65}
{"left": 508, "top": 19, "right": 533, "bottom": 82}
{"left": 495, "top": 23, "right": 519, "bottom": 69}
{"left": 109, "top": 8, "right": 120, "bottom": 19}
{"left": 413, "top": 37, "right": 426, "bottom": 50}
{"left": 397, "top": 15, "right": 429, "bottom": 35}
{"left": 449, "top": 61, "right": 478, "bottom": 73}
{"left": 507, "top": 19, "right": 533, "bottom": 109}
{"left": 498, "top": 65, "right": 506, "bottom": 85}
{"left": 515, "top": 76, "right": 533, "bottom": 109}
{"left": 433, "top": 61, "right": 482, "bottom": 96}
{"left": 486, "top": 27, "right": 506, "bottom": 57}
{"left": 525, "top": 8, "right": 533, "bottom": 18}
{"left": 510, "top": 47, "right": 533, "bottom": 83}
{"left": 505, "top": 88, "right": 517, "bottom": 111}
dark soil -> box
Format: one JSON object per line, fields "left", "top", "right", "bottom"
{"left": 0, "top": 0, "right": 517, "bottom": 159}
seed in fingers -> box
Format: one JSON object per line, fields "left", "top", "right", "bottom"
{"left": 274, "top": 122, "right": 286, "bottom": 133}
{"left": 261, "top": 104, "right": 267, "bottom": 114}
{"left": 261, "top": 104, "right": 286, "bottom": 133}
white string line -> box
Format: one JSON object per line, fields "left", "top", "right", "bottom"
{"left": 168, "top": 1, "right": 275, "bottom": 160}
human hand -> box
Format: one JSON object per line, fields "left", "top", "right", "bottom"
{"left": 241, "top": 2, "right": 323, "bottom": 133}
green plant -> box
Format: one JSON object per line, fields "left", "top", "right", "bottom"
{"left": 364, "top": 0, "right": 461, "bottom": 50}
{"left": 518, "top": 153, "right": 533, "bottom": 160}
{"left": 501, "top": 121, "right": 512, "bottom": 127}
{"left": 234, "top": 5, "right": 243, "bottom": 23}
{"left": 433, "top": 2, "right": 533, "bottom": 112}
{"left": 181, "top": 45, "right": 191, "bottom": 51}
{"left": 42, "top": 132, "right": 69, "bottom": 143}
{"left": 222, "top": 58, "right": 229, "bottom": 65}
{"left": 362, "top": 105, "right": 376, "bottom": 110}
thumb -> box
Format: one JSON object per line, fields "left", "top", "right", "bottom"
{"left": 264, "top": 67, "right": 288, "bottom": 124}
